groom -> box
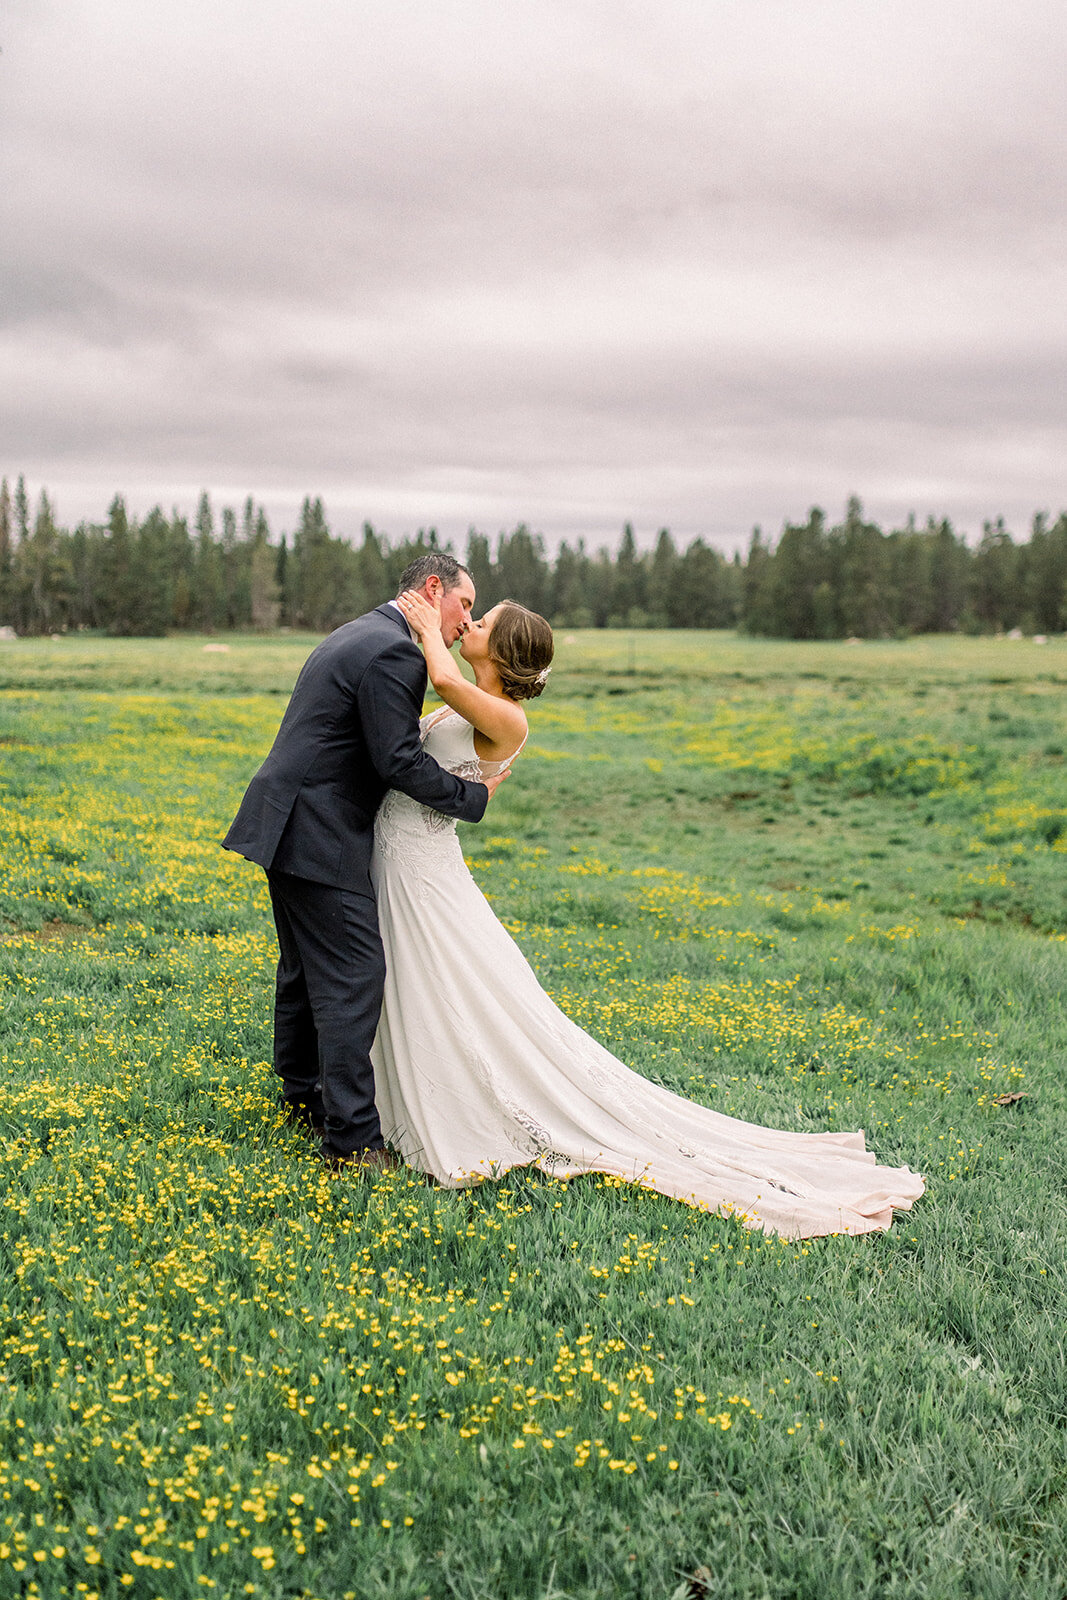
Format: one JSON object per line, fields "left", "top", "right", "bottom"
{"left": 223, "top": 553, "right": 504, "bottom": 1168}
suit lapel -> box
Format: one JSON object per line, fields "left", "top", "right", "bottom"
{"left": 375, "top": 602, "right": 418, "bottom": 642}
{"left": 374, "top": 605, "right": 427, "bottom": 697}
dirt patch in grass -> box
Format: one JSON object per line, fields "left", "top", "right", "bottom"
{"left": 1, "top": 917, "right": 98, "bottom": 944}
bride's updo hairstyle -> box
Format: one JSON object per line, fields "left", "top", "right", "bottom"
{"left": 488, "top": 601, "right": 554, "bottom": 701}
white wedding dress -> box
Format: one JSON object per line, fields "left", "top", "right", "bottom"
{"left": 369, "top": 709, "right": 924, "bottom": 1239}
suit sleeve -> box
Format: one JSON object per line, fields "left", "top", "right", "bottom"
{"left": 357, "top": 639, "right": 488, "bottom": 823}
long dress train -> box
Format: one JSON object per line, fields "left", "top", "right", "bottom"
{"left": 369, "top": 709, "right": 924, "bottom": 1239}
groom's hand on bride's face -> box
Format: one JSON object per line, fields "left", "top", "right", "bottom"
{"left": 482, "top": 770, "right": 510, "bottom": 802}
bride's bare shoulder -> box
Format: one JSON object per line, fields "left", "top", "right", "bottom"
{"left": 471, "top": 697, "right": 526, "bottom": 759}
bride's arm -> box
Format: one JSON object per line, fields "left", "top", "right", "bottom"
{"left": 397, "top": 591, "right": 526, "bottom": 749}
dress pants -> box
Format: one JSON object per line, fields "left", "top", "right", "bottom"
{"left": 266, "top": 869, "right": 386, "bottom": 1156}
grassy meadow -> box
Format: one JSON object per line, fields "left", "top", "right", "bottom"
{"left": 0, "top": 628, "right": 1065, "bottom": 1600}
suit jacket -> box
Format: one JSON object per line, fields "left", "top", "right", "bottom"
{"left": 223, "top": 604, "right": 487, "bottom": 893}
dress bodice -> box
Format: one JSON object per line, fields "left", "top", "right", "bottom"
{"left": 419, "top": 706, "right": 519, "bottom": 779}
{"left": 418, "top": 705, "right": 525, "bottom": 779}
{"left": 373, "top": 709, "right": 523, "bottom": 870}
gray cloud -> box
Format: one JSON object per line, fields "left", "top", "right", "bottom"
{"left": 2, "top": 0, "right": 1065, "bottom": 550}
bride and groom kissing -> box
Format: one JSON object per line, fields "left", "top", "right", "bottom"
{"left": 224, "top": 553, "right": 923, "bottom": 1240}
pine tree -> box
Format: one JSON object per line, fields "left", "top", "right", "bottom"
{"left": 13, "top": 477, "right": 30, "bottom": 546}
{"left": 215, "top": 500, "right": 252, "bottom": 629}
{"left": 587, "top": 547, "right": 616, "bottom": 628}
{"left": 0, "top": 478, "right": 12, "bottom": 625}
{"left": 294, "top": 496, "right": 332, "bottom": 628}
{"left": 647, "top": 528, "right": 678, "bottom": 627}
{"left": 464, "top": 531, "right": 496, "bottom": 609}
{"left": 250, "top": 508, "right": 280, "bottom": 629}
{"left": 611, "top": 523, "right": 647, "bottom": 625}
{"left": 386, "top": 533, "right": 432, "bottom": 595}
{"left": 358, "top": 523, "right": 390, "bottom": 608}
{"left": 194, "top": 492, "right": 223, "bottom": 631}
{"left": 768, "top": 509, "right": 830, "bottom": 638}
{"left": 68, "top": 521, "right": 107, "bottom": 629}
{"left": 293, "top": 497, "right": 362, "bottom": 631}
{"left": 834, "top": 497, "right": 889, "bottom": 637}
{"left": 9, "top": 477, "right": 31, "bottom": 632}
{"left": 550, "top": 541, "right": 591, "bottom": 626}
{"left": 927, "top": 518, "right": 966, "bottom": 632}
{"left": 275, "top": 536, "right": 292, "bottom": 625}
{"left": 8, "top": 474, "right": 32, "bottom": 629}
{"left": 1022, "top": 512, "right": 1067, "bottom": 632}
{"left": 17, "top": 490, "right": 72, "bottom": 633}
{"left": 679, "top": 539, "right": 734, "bottom": 628}
{"left": 168, "top": 512, "right": 195, "bottom": 629}
{"left": 888, "top": 518, "right": 934, "bottom": 635}
{"left": 1050, "top": 514, "right": 1067, "bottom": 631}
{"left": 133, "top": 508, "right": 174, "bottom": 635}
{"left": 970, "top": 519, "right": 1019, "bottom": 631}
{"left": 740, "top": 527, "right": 776, "bottom": 635}
{"left": 101, "top": 494, "right": 139, "bottom": 634}
{"left": 495, "top": 526, "right": 550, "bottom": 615}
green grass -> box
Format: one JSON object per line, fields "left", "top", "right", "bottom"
{"left": 0, "top": 630, "right": 1065, "bottom": 1599}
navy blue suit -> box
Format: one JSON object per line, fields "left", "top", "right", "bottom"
{"left": 224, "top": 604, "right": 487, "bottom": 1154}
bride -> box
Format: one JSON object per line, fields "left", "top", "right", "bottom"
{"left": 369, "top": 592, "right": 924, "bottom": 1240}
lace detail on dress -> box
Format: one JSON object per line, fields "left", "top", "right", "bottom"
{"left": 444, "top": 754, "right": 484, "bottom": 783}
{"left": 423, "top": 707, "right": 529, "bottom": 778}
{"left": 374, "top": 708, "right": 524, "bottom": 860}
{"left": 464, "top": 1044, "right": 551, "bottom": 1159}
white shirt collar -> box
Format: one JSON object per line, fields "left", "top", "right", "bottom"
{"left": 385, "top": 599, "right": 418, "bottom": 642}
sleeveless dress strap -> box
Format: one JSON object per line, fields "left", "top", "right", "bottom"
{"left": 422, "top": 704, "right": 527, "bottom": 772}
{"left": 480, "top": 725, "right": 528, "bottom": 773}
{"left": 505, "top": 727, "right": 529, "bottom": 763}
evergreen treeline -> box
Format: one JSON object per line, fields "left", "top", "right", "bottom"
{"left": 742, "top": 498, "right": 1067, "bottom": 639}
{"left": 1, "top": 480, "right": 1064, "bottom": 639}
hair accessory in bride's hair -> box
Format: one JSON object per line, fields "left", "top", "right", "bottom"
{"left": 535, "top": 665, "right": 551, "bottom": 686}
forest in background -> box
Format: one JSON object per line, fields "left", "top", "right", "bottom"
{"left": 1, "top": 475, "right": 1065, "bottom": 640}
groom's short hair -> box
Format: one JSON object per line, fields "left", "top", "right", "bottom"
{"left": 396, "top": 553, "right": 471, "bottom": 596}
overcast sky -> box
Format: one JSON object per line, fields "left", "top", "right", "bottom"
{"left": 2, "top": 0, "right": 1064, "bottom": 553}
